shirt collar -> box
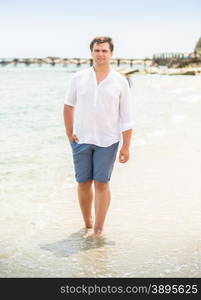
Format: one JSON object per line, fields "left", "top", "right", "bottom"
{"left": 91, "top": 66, "right": 113, "bottom": 87}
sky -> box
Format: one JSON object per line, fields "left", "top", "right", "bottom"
{"left": 0, "top": 0, "right": 201, "bottom": 58}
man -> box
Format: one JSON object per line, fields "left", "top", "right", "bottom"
{"left": 63, "top": 36, "right": 133, "bottom": 237}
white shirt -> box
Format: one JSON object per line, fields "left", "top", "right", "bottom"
{"left": 64, "top": 66, "right": 133, "bottom": 147}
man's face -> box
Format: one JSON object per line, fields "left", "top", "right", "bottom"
{"left": 91, "top": 42, "right": 113, "bottom": 66}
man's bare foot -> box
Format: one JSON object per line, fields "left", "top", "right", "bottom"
{"left": 93, "top": 229, "right": 103, "bottom": 238}
{"left": 83, "top": 228, "right": 93, "bottom": 238}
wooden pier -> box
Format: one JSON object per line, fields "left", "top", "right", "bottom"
{"left": 0, "top": 57, "right": 150, "bottom": 67}
{"left": 1, "top": 55, "right": 201, "bottom": 75}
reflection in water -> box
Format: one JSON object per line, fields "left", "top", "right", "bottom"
{"left": 40, "top": 229, "right": 115, "bottom": 258}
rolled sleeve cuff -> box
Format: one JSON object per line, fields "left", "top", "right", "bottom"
{"left": 120, "top": 121, "right": 134, "bottom": 133}
{"left": 64, "top": 101, "right": 76, "bottom": 107}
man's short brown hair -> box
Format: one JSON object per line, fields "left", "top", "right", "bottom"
{"left": 90, "top": 36, "right": 114, "bottom": 52}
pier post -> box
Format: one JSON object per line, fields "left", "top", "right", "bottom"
{"left": 63, "top": 59, "right": 68, "bottom": 67}
{"left": 13, "top": 58, "right": 19, "bottom": 66}
{"left": 50, "top": 58, "right": 55, "bottom": 66}
{"left": 77, "top": 58, "right": 81, "bottom": 67}
{"left": 24, "top": 59, "right": 31, "bottom": 66}
{"left": 143, "top": 59, "right": 146, "bottom": 70}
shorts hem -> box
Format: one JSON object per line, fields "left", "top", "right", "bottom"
{"left": 76, "top": 178, "right": 93, "bottom": 183}
{"left": 93, "top": 178, "right": 110, "bottom": 183}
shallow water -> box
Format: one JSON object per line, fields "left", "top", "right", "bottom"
{"left": 0, "top": 65, "right": 201, "bottom": 277}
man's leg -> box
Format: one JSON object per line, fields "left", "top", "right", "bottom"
{"left": 77, "top": 180, "right": 94, "bottom": 228}
{"left": 93, "top": 180, "right": 111, "bottom": 236}
{"left": 92, "top": 142, "right": 119, "bottom": 237}
{"left": 71, "top": 142, "right": 94, "bottom": 229}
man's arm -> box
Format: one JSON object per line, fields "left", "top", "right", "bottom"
{"left": 118, "top": 78, "right": 134, "bottom": 163}
{"left": 119, "top": 129, "right": 133, "bottom": 163}
{"left": 122, "top": 128, "right": 133, "bottom": 148}
{"left": 63, "top": 104, "right": 75, "bottom": 143}
{"left": 63, "top": 73, "right": 79, "bottom": 144}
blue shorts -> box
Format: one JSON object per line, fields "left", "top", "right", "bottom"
{"left": 70, "top": 141, "right": 120, "bottom": 183}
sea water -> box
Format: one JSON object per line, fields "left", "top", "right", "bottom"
{"left": 0, "top": 64, "right": 201, "bottom": 277}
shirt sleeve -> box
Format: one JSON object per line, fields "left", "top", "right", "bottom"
{"left": 119, "top": 77, "right": 134, "bottom": 133}
{"left": 64, "top": 74, "right": 77, "bottom": 107}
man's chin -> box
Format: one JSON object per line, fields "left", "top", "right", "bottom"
{"left": 96, "top": 60, "right": 108, "bottom": 66}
